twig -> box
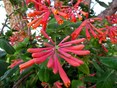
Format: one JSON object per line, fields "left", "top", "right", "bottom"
{"left": 0, "top": 12, "right": 14, "bottom": 35}
{"left": 88, "top": 84, "right": 96, "bottom": 88}
{"left": 12, "top": 71, "right": 34, "bottom": 88}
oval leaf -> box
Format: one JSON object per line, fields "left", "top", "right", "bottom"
{"left": 38, "top": 68, "right": 50, "bottom": 82}
{"left": 0, "top": 39, "right": 15, "bottom": 54}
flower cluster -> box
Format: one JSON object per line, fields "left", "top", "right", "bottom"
{"left": 9, "top": 30, "right": 28, "bottom": 45}
{"left": 19, "top": 29, "right": 90, "bottom": 87}
{"left": 71, "top": 17, "right": 117, "bottom": 44}
{"left": 71, "top": 18, "right": 104, "bottom": 40}
{"left": 106, "top": 14, "right": 117, "bottom": 24}
{"left": 26, "top": 0, "right": 88, "bottom": 30}
{"left": 99, "top": 26, "right": 117, "bottom": 44}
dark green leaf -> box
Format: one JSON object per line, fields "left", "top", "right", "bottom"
{"left": 96, "top": 70, "right": 114, "bottom": 88}
{"left": 95, "top": 0, "right": 108, "bottom": 8}
{"left": 100, "top": 57, "right": 117, "bottom": 70}
{"left": 0, "top": 60, "right": 9, "bottom": 76}
{"left": 0, "top": 39, "right": 15, "bottom": 54}
{"left": 0, "top": 65, "right": 19, "bottom": 81}
{"left": 84, "top": 76, "right": 97, "bottom": 83}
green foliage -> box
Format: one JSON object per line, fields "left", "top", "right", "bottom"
{"left": 0, "top": 60, "right": 9, "bottom": 76}
{"left": 0, "top": 0, "right": 117, "bottom": 88}
{"left": 78, "top": 62, "right": 90, "bottom": 75}
{"left": 99, "top": 57, "right": 117, "bottom": 70}
{"left": 0, "top": 65, "right": 19, "bottom": 81}
{"left": 71, "top": 80, "right": 85, "bottom": 88}
{"left": 0, "top": 39, "right": 15, "bottom": 54}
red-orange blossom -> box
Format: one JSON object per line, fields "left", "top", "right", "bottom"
{"left": 19, "top": 29, "right": 90, "bottom": 87}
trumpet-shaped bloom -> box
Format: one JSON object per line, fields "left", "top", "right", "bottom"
{"left": 99, "top": 26, "right": 117, "bottom": 44}
{"left": 52, "top": 81, "right": 63, "bottom": 88}
{"left": 71, "top": 18, "right": 104, "bottom": 42}
{"left": 26, "top": 0, "right": 88, "bottom": 30}
{"left": 9, "top": 59, "right": 23, "bottom": 68}
{"left": 19, "top": 30, "right": 90, "bottom": 87}
{"left": 106, "top": 14, "right": 117, "bottom": 24}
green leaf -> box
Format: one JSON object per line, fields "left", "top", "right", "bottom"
{"left": 0, "top": 65, "right": 19, "bottom": 81}
{"left": 96, "top": 70, "right": 114, "bottom": 88}
{"left": 78, "top": 62, "right": 90, "bottom": 75}
{"left": 37, "top": 68, "right": 50, "bottom": 82}
{"left": 71, "top": 80, "right": 84, "bottom": 88}
{"left": 95, "top": 0, "right": 108, "bottom": 8}
{"left": 0, "top": 39, "right": 15, "bottom": 54}
{"left": 92, "top": 60, "right": 104, "bottom": 73}
{"left": 99, "top": 57, "right": 117, "bottom": 70}
{"left": 84, "top": 76, "right": 97, "bottom": 83}
{"left": 0, "top": 60, "right": 9, "bottom": 76}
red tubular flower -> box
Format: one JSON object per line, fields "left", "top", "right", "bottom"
{"left": 54, "top": 14, "right": 64, "bottom": 25}
{"left": 102, "top": 45, "right": 108, "bottom": 52}
{"left": 71, "top": 14, "right": 77, "bottom": 22}
{"left": 98, "top": 26, "right": 117, "bottom": 44}
{"left": 86, "top": 27, "right": 91, "bottom": 40}
{"left": 47, "top": 55, "right": 54, "bottom": 68}
{"left": 56, "top": 57, "right": 70, "bottom": 87}
{"left": 19, "top": 30, "right": 90, "bottom": 87}
{"left": 26, "top": 0, "right": 85, "bottom": 30}
{"left": 9, "top": 59, "right": 23, "bottom": 68}
{"left": 81, "top": 10, "right": 89, "bottom": 18}
{"left": 74, "top": 0, "right": 83, "bottom": 7}
{"left": 27, "top": 18, "right": 41, "bottom": 27}
{"left": 52, "top": 81, "right": 63, "bottom": 88}
{"left": 106, "top": 14, "right": 117, "bottom": 24}
{"left": 26, "top": 0, "right": 32, "bottom": 5}
{"left": 71, "top": 18, "right": 104, "bottom": 42}
{"left": 71, "top": 20, "right": 86, "bottom": 40}
{"left": 57, "top": 11, "right": 69, "bottom": 19}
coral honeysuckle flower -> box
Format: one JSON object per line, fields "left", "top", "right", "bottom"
{"left": 106, "top": 14, "right": 117, "bottom": 24}
{"left": 74, "top": 0, "right": 83, "bottom": 7}
{"left": 54, "top": 14, "right": 64, "bottom": 25}
{"left": 71, "top": 18, "right": 104, "bottom": 42}
{"left": 71, "top": 14, "right": 77, "bottom": 22}
{"left": 26, "top": 0, "right": 87, "bottom": 30}
{"left": 99, "top": 26, "right": 117, "bottom": 44}
{"left": 19, "top": 30, "right": 90, "bottom": 87}
{"left": 52, "top": 81, "right": 63, "bottom": 88}
{"left": 9, "top": 31, "right": 28, "bottom": 46}
{"left": 9, "top": 59, "right": 23, "bottom": 68}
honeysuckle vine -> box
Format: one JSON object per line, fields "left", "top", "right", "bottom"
{"left": 19, "top": 29, "right": 90, "bottom": 87}
{"left": 1, "top": 0, "right": 117, "bottom": 88}
{"left": 18, "top": 0, "right": 117, "bottom": 87}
